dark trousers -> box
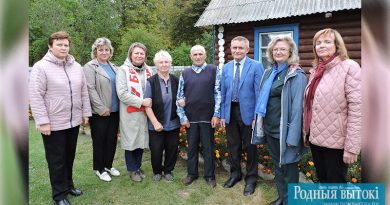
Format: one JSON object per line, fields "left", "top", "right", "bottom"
{"left": 226, "top": 103, "right": 258, "bottom": 184}
{"left": 125, "top": 149, "right": 144, "bottom": 172}
{"left": 267, "top": 135, "right": 299, "bottom": 204}
{"left": 310, "top": 142, "right": 347, "bottom": 183}
{"left": 186, "top": 123, "right": 215, "bottom": 179}
{"left": 149, "top": 128, "right": 180, "bottom": 175}
{"left": 89, "top": 112, "right": 119, "bottom": 172}
{"left": 42, "top": 126, "right": 79, "bottom": 201}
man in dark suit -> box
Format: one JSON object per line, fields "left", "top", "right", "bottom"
{"left": 220, "top": 36, "right": 264, "bottom": 196}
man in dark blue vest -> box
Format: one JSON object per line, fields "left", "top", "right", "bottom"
{"left": 177, "top": 45, "right": 221, "bottom": 188}
{"left": 220, "top": 36, "right": 264, "bottom": 196}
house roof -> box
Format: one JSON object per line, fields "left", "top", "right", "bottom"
{"left": 195, "top": 0, "right": 361, "bottom": 27}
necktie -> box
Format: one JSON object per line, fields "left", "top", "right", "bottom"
{"left": 232, "top": 62, "right": 240, "bottom": 102}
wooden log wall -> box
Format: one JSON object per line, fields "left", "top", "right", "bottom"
{"left": 214, "top": 10, "right": 361, "bottom": 72}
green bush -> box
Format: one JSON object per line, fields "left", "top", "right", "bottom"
{"left": 170, "top": 42, "right": 191, "bottom": 66}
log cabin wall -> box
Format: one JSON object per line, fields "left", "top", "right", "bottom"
{"left": 214, "top": 10, "right": 361, "bottom": 72}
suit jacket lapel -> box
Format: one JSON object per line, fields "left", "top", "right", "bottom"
{"left": 239, "top": 57, "right": 251, "bottom": 88}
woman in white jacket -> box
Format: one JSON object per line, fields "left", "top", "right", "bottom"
{"left": 116, "top": 42, "right": 152, "bottom": 182}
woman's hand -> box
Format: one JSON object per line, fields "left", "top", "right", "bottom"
{"left": 101, "top": 110, "right": 110, "bottom": 116}
{"left": 143, "top": 98, "right": 152, "bottom": 107}
{"left": 153, "top": 122, "right": 164, "bottom": 132}
{"left": 39, "top": 124, "right": 51, "bottom": 136}
{"left": 82, "top": 117, "right": 89, "bottom": 126}
{"left": 343, "top": 150, "right": 358, "bottom": 164}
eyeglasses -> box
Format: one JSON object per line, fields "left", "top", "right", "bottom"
{"left": 272, "top": 48, "right": 288, "bottom": 53}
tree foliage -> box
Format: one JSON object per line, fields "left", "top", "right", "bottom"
{"left": 114, "top": 27, "right": 169, "bottom": 66}
{"left": 29, "top": 0, "right": 214, "bottom": 66}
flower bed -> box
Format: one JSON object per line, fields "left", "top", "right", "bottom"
{"left": 178, "top": 126, "right": 362, "bottom": 183}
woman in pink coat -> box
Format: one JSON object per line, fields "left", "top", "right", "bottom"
{"left": 303, "top": 28, "right": 362, "bottom": 182}
{"left": 29, "top": 31, "right": 91, "bottom": 205}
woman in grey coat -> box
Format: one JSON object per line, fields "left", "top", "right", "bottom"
{"left": 116, "top": 42, "right": 153, "bottom": 182}
{"left": 84, "top": 37, "right": 120, "bottom": 182}
{"left": 252, "top": 36, "right": 308, "bottom": 205}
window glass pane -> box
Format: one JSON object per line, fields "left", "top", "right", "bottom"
{"left": 261, "top": 34, "right": 271, "bottom": 47}
{"left": 259, "top": 31, "right": 294, "bottom": 67}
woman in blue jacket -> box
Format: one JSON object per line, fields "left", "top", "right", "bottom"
{"left": 252, "top": 36, "right": 307, "bottom": 205}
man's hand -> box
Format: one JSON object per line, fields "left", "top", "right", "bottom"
{"left": 143, "top": 98, "right": 152, "bottom": 107}
{"left": 178, "top": 97, "right": 186, "bottom": 107}
{"left": 220, "top": 119, "right": 226, "bottom": 128}
{"left": 343, "top": 150, "right": 358, "bottom": 164}
{"left": 39, "top": 124, "right": 51, "bottom": 136}
{"left": 181, "top": 120, "right": 190, "bottom": 128}
{"left": 211, "top": 117, "right": 220, "bottom": 128}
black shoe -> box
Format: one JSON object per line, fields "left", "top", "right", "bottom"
{"left": 53, "top": 198, "right": 71, "bottom": 205}
{"left": 243, "top": 183, "right": 256, "bottom": 196}
{"left": 269, "top": 197, "right": 283, "bottom": 205}
{"left": 205, "top": 178, "right": 216, "bottom": 188}
{"left": 69, "top": 188, "right": 83, "bottom": 196}
{"left": 182, "top": 176, "right": 197, "bottom": 186}
{"left": 223, "top": 177, "right": 241, "bottom": 188}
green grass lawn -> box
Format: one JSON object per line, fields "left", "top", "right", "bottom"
{"left": 29, "top": 121, "right": 276, "bottom": 204}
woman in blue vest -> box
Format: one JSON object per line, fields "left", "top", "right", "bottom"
{"left": 144, "top": 50, "right": 180, "bottom": 182}
{"left": 252, "top": 36, "right": 307, "bottom": 205}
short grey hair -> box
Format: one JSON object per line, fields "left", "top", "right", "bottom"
{"left": 91, "top": 37, "right": 114, "bottom": 59}
{"left": 153, "top": 50, "right": 172, "bottom": 64}
{"left": 190, "top": 45, "right": 206, "bottom": 54}
{"left": 231, "top": 36, "right": 250, "bottom": 48}
{"left": 266, "top": 36, "right": 299, "bottom": 65}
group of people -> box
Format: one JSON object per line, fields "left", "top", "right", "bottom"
{"left": 29, "top": 28, "right": 361, "bottom": 205}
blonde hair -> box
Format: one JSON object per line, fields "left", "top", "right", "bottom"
{"left": 91, "top": 37, "right": 114, "bottom": 59}
{"left": 312, "top": 28, "right": 349, "bottom": 66}
{"left": 266, "top": 35, "right": 299, "bottom": 65}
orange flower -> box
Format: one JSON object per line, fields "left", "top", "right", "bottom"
{"left": 263, "top": 155, "right": 270, "bottom": 160}
{"left": 306, "top": 172, "right": 311, "bottom": 177}
{"left": 267, "top": 169, "right": 272, "bottom": 174}
{"left": 215, "top": 138, "right": 220, "bottom": 144}
{"left": 215, "top": 150, "right": 220, "bottom": 158}
{"left": 351, "top": 178, "right": 357, "bottom": 183}
{"left": 224, "top": 152, "right": 229, "bottom": 157}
